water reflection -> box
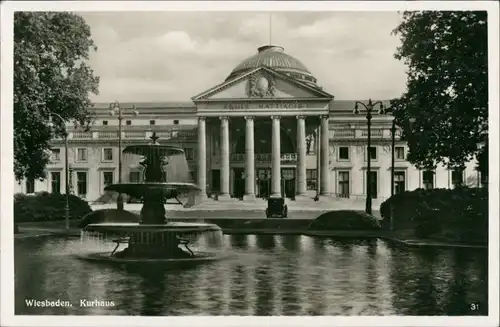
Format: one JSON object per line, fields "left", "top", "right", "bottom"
{"left": 14, "top": 235, "right": 488, "bottom": 316}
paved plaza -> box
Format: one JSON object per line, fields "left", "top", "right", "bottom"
{"left": 90, "top": 196, "right": 383, "bottom": 219}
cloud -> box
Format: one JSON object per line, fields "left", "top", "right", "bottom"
{"left": 81, "top": 11, "right": 408, "bottom": 102}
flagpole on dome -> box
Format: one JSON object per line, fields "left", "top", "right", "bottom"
{"left": 269, "top": 13, "right": 272, "bottom": 45}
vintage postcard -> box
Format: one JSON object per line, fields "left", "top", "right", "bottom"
{"left": 1, "top": 1, "right": 498, "bottom": 327}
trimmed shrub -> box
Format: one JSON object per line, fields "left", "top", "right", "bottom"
{"left": 14, "top": 192, "right": 92, "bottom": 223}
{"left": 379, "top": 187, "right": 488, "bottom": 243}
{"left": 308, "top": 210, "right": 381, "bottom": 230}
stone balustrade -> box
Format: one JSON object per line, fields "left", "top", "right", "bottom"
{"left": 361, "top": 129, "right": 384, "bottom": 138}
{"left": 230, "top": 153, "right": 297, "bottom": 162}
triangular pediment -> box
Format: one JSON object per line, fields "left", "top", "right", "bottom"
{"left": 192, "top": 67, "right": 333, "bottom": 101}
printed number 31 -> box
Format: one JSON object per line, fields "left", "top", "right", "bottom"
{"left": 470, "top": 303, "right": 480, "bottom": 311}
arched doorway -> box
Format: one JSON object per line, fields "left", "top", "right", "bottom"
{"left": 257, "top": 168, "right": 271, "bottom": 198}
{"left": 233, "top": 168, "right": 245, "bottom": 199}
{"left": 281, "top": 168, "right": 296, "bottom": 199}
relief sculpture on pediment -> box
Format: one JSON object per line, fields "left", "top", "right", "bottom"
{"left": 246, "top": 72, "right": 276, "bottom": 98}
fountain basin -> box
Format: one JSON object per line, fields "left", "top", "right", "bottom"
{"left": 85, "top": 222, "right": 221, "bottom": 233}
{"left": 76, "top": 251, "right": 228, "bottom": 267}
{"left": 81, "top": 222, "right": 224, "bottom": 264}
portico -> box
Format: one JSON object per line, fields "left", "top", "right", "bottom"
{"left": 192, "top": 56, "right": 334, "bottom": 201}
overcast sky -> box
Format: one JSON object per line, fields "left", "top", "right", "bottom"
{"left": 80, "top": 11, "right": 408, "bottom": 103}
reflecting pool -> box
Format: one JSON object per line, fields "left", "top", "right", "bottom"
{"left": 15, "top": 235, "right": 487, "bottom": 316}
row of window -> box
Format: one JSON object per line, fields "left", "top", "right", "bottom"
{"left": 101, "top": 119, "right": 180, "bottom": 126}
{"left": 26, "top": 170, "right": 197, "bottom": 196}
{"left": 336, "top": 146, "right": 405, "bottom": 161}
{"left": 50, "top": 145, "right": 403, "bottom": 163}
{"left": 304, "top": 169, "right": 466, "bottom": 195}
{"left": 26, "top": 168, "right": 470, "bottom": 197}
{"left": 50, "top": 147, "right": 196, "bottom": 162}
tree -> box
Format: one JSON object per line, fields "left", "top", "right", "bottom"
{"left": 390, "top": 11, "right": 488, "bottom": 170}
{"left": 14, "top": 12, "right": 99, "bottom": 181}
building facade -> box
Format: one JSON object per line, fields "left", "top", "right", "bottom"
{"left": 15, "top": 45, "right": 480, "bottom": 203}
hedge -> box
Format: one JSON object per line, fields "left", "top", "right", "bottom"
{"left": 14, "top": 192, "right": 92, "bottom": 223}
{"left": 308, "top": 210, "right": 381, "bottom": 230}
{"left": 380, "top": 187, "right": 488, "bottom": 243}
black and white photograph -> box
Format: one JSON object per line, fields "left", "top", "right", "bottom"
{"left": 1, "top": 1, "right": 499, "bottom": 327}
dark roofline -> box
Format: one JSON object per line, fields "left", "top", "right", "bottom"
{"left": 92, "top": 101, "right": 196, "bottom": 110}
{"left": 90, "top": 99, "right": 393, "bottom": 112}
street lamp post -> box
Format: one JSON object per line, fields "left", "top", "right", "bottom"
{"left": 354, "top": 99, "right": 384, "bottom": 215}
{"left": 49, "top": 112, "right": 70, "bottom": 230}
{"left": 379, "top": 104, "right": 416, "bottom": 231}
{"left": 379, "top": 105, "right": 397, "bottom": 198}
{"left": 109, "top": 102, "right": 139, "bottom": 210}
{"left": 110, "top": 101, "right": 124, "bottom": 211}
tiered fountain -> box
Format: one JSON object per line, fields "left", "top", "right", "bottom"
{"left": 79, "top": 133, "right": 223, "bottom": 265}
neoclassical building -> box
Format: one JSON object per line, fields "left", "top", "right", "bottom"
{"left": 15, "top": 44, "right": 480, "bottom": 203}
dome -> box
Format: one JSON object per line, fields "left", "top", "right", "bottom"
{"left": 226, "top": 45, "right": 318, "bottom": 86}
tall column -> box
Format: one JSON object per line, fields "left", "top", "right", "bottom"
{"left": 315, "top": 126, "right": 321, "bottom": 196}
{"left": 197, "top": 117, "right": 207, "bottom": 199}
{"left": 219, "top": 116, "right": 230, "bottom": 200}
{"left": 244, "top": 116, "right": 256, "bottom": 200}
{"left": 271, "top": 115, "right": 281, "bottom": 197}
{"left": 296, "top": 115, "right": 307, "bottom": 196}
{"left": 320, "top": 115, "right": 330, "bottom": 195}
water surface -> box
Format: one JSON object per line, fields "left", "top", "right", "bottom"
{"left": 15, "top": 235, "right": 487, "bottom": 316}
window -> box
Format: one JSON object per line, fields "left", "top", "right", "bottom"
{"left": 451, "top": 169, "right": 464, "bottom": 188}
{"left": 51, "top": 172, "right": 61, "bottom": 194}
{"left": 150, "top": 120, "right": 156, "bottom": 125}
{"left": 366, "top": 146, "right": 377, "bottom": 160}
{"left": 422, "top": 171, "right": 434, "bottom": 189}
{"left": 76, "top": 172, "right": 87, "bottom": 197}
{"left": 395, "top": 146, "right": 405, "bottom": 160}
{"left": 103, "top": 171, "right": 113, "bottom": 187}
{"left": 126, "top": 120, "right": 132, "bottom": 125}
{"left": 173, "top": 120, "right": 179, "bottom": 125}
{"left": 338, "top": 147, "right": 349, "bottom": 160}
{"left": 189, "top": 170, "right": 197, "bottom": 182}
{"left": 76, "top": 148, "right": 87, "bottom": 162}
{"left": 338, "top": 171, "right": 350, "bottom": 198}
{"left": 129, "top": 171, "right": 141, "bottom": 183}
{"left": 51, "top": 148, "right": 61, "bottom": 162}
{"left": 102, "top": 148, "right": 113, "bottom": 161}
{"left": 26, "top": 178, "right": 35, "bottom": 194}
{"left": 306, "top": 169, "right": 317, "bottom": 190}
{"left": 103, "top": 120, "right": 108, "bottom": 126}
{"left": 184, "top": 148, "right": 195, "bottom": 160}
{"left": 394, "top": 171, "right": 406, "bottom": 194}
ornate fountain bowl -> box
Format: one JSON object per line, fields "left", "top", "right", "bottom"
{"left": 104, "top": 182, "right": 200, "bottom": 199}
{"left": 123, "top": 144, "right": 185, "bottom": 157}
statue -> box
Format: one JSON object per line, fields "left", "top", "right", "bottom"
{"left": 266, "top": 75, "right": 276, "bottom": 97}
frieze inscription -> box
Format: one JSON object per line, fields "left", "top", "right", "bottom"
{"left": 223, "top": 101, "right": 309, "bottom": 110}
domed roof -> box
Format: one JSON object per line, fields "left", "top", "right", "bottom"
{"left": 226, "top": 45, "right": 318, "bottom": 86}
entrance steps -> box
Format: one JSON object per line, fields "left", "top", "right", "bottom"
{"left": 191, "top": 196, "right": 383, "bottom": 212}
